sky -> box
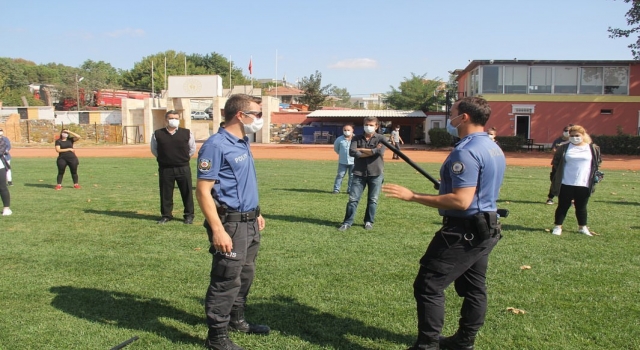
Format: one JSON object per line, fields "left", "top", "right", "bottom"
{"left": 0, "top": 0, "right": 636, "bottom": 96}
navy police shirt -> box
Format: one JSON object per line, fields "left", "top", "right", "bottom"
{"left": 439, "top": 132, "right": 506, "bottom": 217}
{"left": 196, "top": 128, "right": 259, "bottom": 212}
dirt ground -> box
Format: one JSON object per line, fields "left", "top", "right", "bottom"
{"left": 9, "top": 143, "right": 640, "bottom": 170}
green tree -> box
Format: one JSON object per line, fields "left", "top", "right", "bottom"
{"left": 122, "top": 50, "right": 249, "bottom": 92}
{"left": 188, "top": 52, "right": 249, "bottom": 88}
{"left": 0, "top": 58, "right": 43, "bottom": 106}
{"left": 385, "top": 73, "right": 442, "bottom": 111}
{"left": 608, "top": 0, "right": 640, "bottom": 59}
{"left": 79, "top": 60, "right": 122, "bottom": 90}
{"left": 324, "top": 86, "right": 351, "bottom": 108}
{"left": 299, "top": 70, "right": 332, "bottom": 111}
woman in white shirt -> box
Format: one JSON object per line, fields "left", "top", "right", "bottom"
{"left": 548, "top": 125, "right": 601, "bottom": 236}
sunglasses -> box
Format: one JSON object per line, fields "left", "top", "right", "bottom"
{"left": 242, "top": 111, "right": 262, "bottom": 118}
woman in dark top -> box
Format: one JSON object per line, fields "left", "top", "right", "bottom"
{"left": 54, "top": 129, "right": 82, "bottom": 190}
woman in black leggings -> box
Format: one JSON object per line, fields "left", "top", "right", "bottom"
{"left": 548, "top": 125, "right": 601, "bottom": 236}
{"left": 55, "top": 129, "right": 82, "bottom": 190}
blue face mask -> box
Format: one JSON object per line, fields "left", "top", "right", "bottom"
{"left": 446, "top": 115, "right": 463, "bottom": 138}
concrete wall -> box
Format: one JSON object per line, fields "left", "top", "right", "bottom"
{"left": 1, "top": 106, "right": 122, "bottom": 124}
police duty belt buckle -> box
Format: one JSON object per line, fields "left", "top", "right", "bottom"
{"left": 464, "top": 233, "right": 475, "bottom": 246}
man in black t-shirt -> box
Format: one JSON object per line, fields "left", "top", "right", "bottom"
{"left": 150, "top": 110, "right": 196, "bottom": 224}
{"left": 338, "top": 116, "right": 386, "bottom": 231}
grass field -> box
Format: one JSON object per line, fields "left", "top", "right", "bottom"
{"left": 0, "top": 157, "right": 639, "bottom": 350}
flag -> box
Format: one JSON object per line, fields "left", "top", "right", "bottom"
{"left": 248, "top": 58, "right": 253, "bottom": 75}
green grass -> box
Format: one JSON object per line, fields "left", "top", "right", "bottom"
{"left": 0, "top": 157, "right": 639, "bottom": 350}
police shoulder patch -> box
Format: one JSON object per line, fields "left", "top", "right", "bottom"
{"left": 451, "top": 161, "right": 465, "bottom": 174}
{"left": 198, "top": 158, "right": 212, "bottom": 172}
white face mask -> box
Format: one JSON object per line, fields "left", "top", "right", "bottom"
{"left": 363, "top": 125, "right": 376, "bottom": 134}
{"left": 343, "top": 130, "right": 352, "bottom": 137}
{"left": 569, "top": 136, "right": 583, "bottom": 145}
{"left": 0, "top": 132, "right": 4, "bottom": 136}
{"left": 563, "top": 131, "right": 570, "bottom": 138}
{"left": 61, "top": 133, "right": 69, "bottom": 138}
{"left": 243, "top": 116, "right": 264, "bottom": 134}
{"left": 168, "top": 119, "right": 180, "bottom": 128}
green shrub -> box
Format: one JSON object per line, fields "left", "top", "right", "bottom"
{"left": 592, "top": 134, "right": 640, "bottom": 155}
{"left": 428, "top": 127, "right": 452, "bottom": 147}
{"left": 495, "top": 136, "right": 526, "bottom": 152}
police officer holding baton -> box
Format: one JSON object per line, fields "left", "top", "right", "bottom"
{"left": 196, "top": 94, "right": 269, "bottom": 350}
{"left": 382, "top": 96, "right": 505, "bottom": 350}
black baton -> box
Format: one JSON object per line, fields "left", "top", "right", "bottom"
{"left": 110, "top": 336, "right": 139, "bottom": 350}
{"left": 379, "top": 138, "right": 440, "bottom": 190}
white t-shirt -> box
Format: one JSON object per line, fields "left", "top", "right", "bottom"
{"left": 562, "top": 144, "right": 592, "bottom": 187}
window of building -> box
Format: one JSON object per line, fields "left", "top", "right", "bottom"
{"left": 469, "top": 69, "right": 479, "bottom": 96}
{"left": 554, "top": 67, "right": 578, "bottom": 94}
{"left": 504, "top": 66, "right": 528, "bottom": 94}
{"left": 482, "top": 66, "right": 502, "bottom": 93}
{"left": 604, "top": 67, "right": 628, "bottom": 95}
{"left": 600, "top": 109, "right": 613, "bottom": 114}
{"left": 579, "top": 67, "right": 603, "bottom": 94}
{"left": 529, "top": 67, "right": 552, "bottom": 93}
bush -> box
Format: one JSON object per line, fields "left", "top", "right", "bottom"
{"left": 495, "top": 136, "right": 526, "bottom": 152}
{"left": 592, "top": 134, "right": 640, "bottom": 155}
{"left": 428, "top": 128, "right": 452, "bottom": 147}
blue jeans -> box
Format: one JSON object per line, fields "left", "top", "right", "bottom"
{"left": 333, "top": 163, "right": 354, "bottom": 193}
{"left": 342, "top": 174, "right": 383, "bottom": 225}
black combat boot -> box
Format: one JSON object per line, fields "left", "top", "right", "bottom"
{"left": 204, "top": 328, "right": 244, "bottom": 350}
{"left": 407, "top": 338, "right": 440, "bottom": 350}
{"left": 228, "top": 306, "right": 270, "bottom": 335}
{"left": 439, "top": 329, "right": 476, "bottom": 350}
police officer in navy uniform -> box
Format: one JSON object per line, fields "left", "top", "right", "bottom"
{"left": 151, "top": 110, "right": 196, "bottom": 224}
{"left": 196, "top": 94, "right": 269, "bottom": 350}
{"left": 382, "top": 96, "right": 506, "bottom": 350}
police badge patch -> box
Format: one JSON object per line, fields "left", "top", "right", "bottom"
{"left": 198, "top": 158, "right": 212, "bottom": 172}
{"left": 452, "top": 161, "right": 465, "bottom": 174}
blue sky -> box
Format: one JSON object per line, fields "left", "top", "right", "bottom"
{"left": 0, "top": 0, "right": 635, "bottom": 96}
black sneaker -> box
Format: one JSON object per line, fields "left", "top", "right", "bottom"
{"left": 7, "top": 181, "right": 12, "bottom": 186}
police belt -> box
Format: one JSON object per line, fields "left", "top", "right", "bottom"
{"left": 442, "top": 212, "right": 500, "bottom": 242}
{"left": 218, "top": 206, "right": 260, "bottom": 222}
{"left": 443, "top": 216, "right": 477, "bottom": 231}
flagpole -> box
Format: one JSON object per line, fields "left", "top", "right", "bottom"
{"left": 250, "top": 55, "right": 253, "bottom": 95}
{"left": 275, "top": 49, "right": 278, "bottom": 100}
{"left": 164, "top": 56, "right": 167, "bottom": 91}
{"left": 229, "top": 55, "right": 232, "bottom": 95}
{"left": 151, "top": 60, "right": 154, "bottom": 96}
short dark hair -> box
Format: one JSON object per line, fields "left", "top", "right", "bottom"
{"left": 224, "top": 94, "right": 262, "bottom": 122}
{"left": 363, "top": 116, "right": 379, "bottom": 125}
{"left": 456, "top": 96, "right": 491, "bottom": 126}
{"left": 165, "top": 110, "right": 180, "bottom": 119}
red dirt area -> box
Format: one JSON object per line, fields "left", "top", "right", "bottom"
{"left": 9, "top": 144, "right": 640, "bottom": 170}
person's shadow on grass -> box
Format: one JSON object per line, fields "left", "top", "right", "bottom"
{"left": 49, "top": 286, "right": 203, "bottom": 346}
{"left": 84, "top": 209, "right": 158, "bottom": 221}
{"left": 24, "top": 183, "right": 57, "bottom": 189}
{"left": 247, "top": 295, "right": 415, "bottom": 349}
{"left": 264, "top": 214, "right": 337, "bottom": 228}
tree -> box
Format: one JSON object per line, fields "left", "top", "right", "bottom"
{"left": 0, "top": 58, "right": 44, "bottom": 106}
{"left": 122, "top": 50, "right": 249, "bottom": 92}
{"left": 79, "top": 60, "right": 122, "bottom": 90}
{"left": 188, "top": 52, "right": 249, "bottom": 88}
{"left": 608, "top": 0, "right": 640, "bottom": 59}
{"left": 385, "top": 73, "right": 443, "bottom": 111}
{"left": 324, "top": 86, "right": 351, "bottom": 108}
{"left": 299, "top": 70, "right": 332, "bottom": 111}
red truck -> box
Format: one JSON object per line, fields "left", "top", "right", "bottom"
{"left": 90, "top": 89, "right": 152, "bottom": 108}
{"left": 50, "top": 88, "right": 152, "bottom": 111}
